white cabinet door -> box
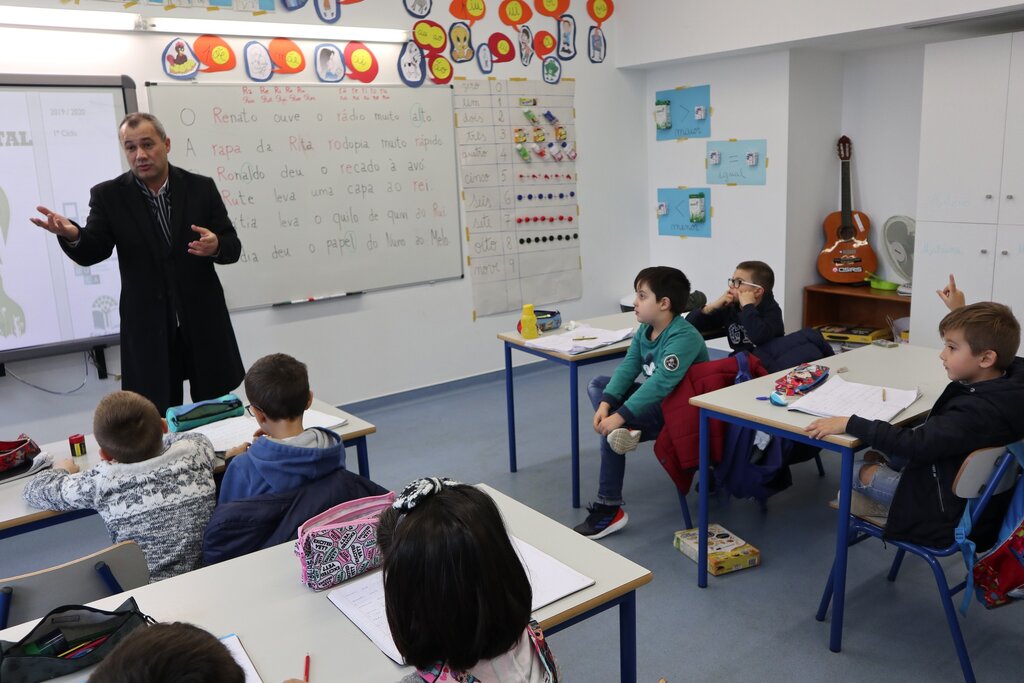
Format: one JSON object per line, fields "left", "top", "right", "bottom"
{"left": 910, "top": 221, "right": 996, "bottom": 348}
{"left": 992, "top": 225, "right": 1024, "bottom": 355}
{"left": 917, "top": 34, "right": 1011, "bottom": 225}
{"left": 1000, "top": 34, "right": 1024, "bottom": 225}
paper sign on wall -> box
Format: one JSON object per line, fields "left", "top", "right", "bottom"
{"left": 654, "top": 85, "right": 710, "bottom": 141}
{"left": 706, "top": 139, "right": 767, "bottom": 185}
{"left": 658, "top": 187, "right": 711, "bottom": 238}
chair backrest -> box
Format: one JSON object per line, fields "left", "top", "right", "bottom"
{"left": 0, "top": 541, "right": 149, "bottom": 629}
{"left": 953, "top": 446, "right": 1020, "bottom": 500}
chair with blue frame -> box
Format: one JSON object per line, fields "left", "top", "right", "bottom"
{"left": 815, "top": 445, "right": 1020, "bottom": 683}
{"left": 0, "top": 541, "right": 149, "bottom": 629}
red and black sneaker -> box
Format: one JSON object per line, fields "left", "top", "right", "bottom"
{"left": 573, "top": 503, "right": 628, "bottom": 539}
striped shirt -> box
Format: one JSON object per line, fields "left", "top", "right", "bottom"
{"left": 135, "top": 174, "right": 172, "bottom": 245}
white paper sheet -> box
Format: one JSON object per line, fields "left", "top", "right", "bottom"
{"left": 524, "top": 325, "right": 633, "bottom": 355}
{"left": 327, "top": 536, "right": 595, "bottom": 664}
{"left": 188, "top": 409, "right": 347, "bottom": 452}
{"left": 220, "top": 634, "right": 265, "bottom": 683}
{"left": 787, "top": 375, "right": 921, "bottom": 422}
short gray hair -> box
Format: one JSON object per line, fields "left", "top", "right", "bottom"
{"left": 119, "top": 112, "right": 167, "bottom": 141}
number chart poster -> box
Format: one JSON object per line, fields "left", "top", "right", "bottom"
{"left": 706, "top": 139, "right": 767, "bottom": 185}
{"left": 657, "top": 187, "right": 712, "bottom": 238}
{"left": 453, "top": 77, "right": 581, "bottom": 317}
{"left": 654, "top": 85, "right": 710, "bottom": 141}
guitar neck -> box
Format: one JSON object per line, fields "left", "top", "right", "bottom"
{"left": 840, "top": 159, "right": 853, "bottom": 228}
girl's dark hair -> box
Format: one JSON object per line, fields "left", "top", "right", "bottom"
{"left": 377, "top": 485, "right": 532, "bottom": 671}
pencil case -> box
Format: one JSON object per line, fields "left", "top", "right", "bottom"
{"left": 0, "top": 597, "right": 154, "bottom": 683}
{"left": 295, "top": 491, "right": 396, "bottom": 591}
{"left": 769, "top": 363, "right": 829, "bottom": 406}
{"left": 517, "top": 309, "right": 561, "bottom": 334}
{"left": 0, "top": 433, "right": 40, "bottom": 474}
{"left": 165, "top": 394, "right": 244, "bottom": 432}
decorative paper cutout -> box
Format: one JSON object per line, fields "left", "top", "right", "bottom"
{"left": 658, "top": 187, "right": 712, "bottom": 238}
{"left": 518, "top": 25, "right": 534, "bottom": 66}
{"left": 475, "top": 43, "right": 494, "bottom": 73}
{"left": 498, "top": 0, "right": 532, "bottom": 29}
{"left": 243, "top": 41, "right": 274, "bottom": 82}
{"left": 404, "top": 0, "right": 433, "bottom": 18}
{"left": 163, "top": 37, "right": 200, "bottom": 79}
{"left": 450, "top": 0, "right": 485, "bottom": 25}
{"left": 488, "top": 32, "right": 515, "bottom": 63}
{"left": 314, "top": 43, "right": 346, "bottom": 82}
{"left": 269, "top": 37, "right": 305, "bottom": 74}
{"left": 586, "top": 0, "right": 613, "bottom": 26}
{"left": 344, "top": 42, "right": 379, "bottom": 83}
{"left": 314, "top": 0, "right": 340, "bottom": 23}
{"left": 533, "top": 30, "right": 556, "bottom": 57}
{"left": 194, "top": 35, "right": 236, "bottom": 73}
{"left": 449, "top": 22, "right": 474, "bottom": 63}
{"left": 587, "top": 25, "right": 606, "bottom": 63}
{"left": 413, "top": 20, "right": 448, "bottom": 54}
{"left": 534, "top": 0, "right": 569, "bottom": 18}
{"left": 541, "top": 55, "right": 561, "bottom": 83}
{"left": 428, "top": 54, "right": 453, "bottom": 84}
{"left": 557, "top": 14, "right": 575, "bottom": 60}
{"left": 397, "top": 40, "right": 426, "bottom": 87}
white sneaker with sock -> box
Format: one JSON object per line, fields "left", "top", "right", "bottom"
{"left": 607, "top": 428, "right": 641, "bottom": 455}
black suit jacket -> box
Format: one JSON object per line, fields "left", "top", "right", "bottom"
{"left": 59, "top": 165, "right": 245, "bottom": 411}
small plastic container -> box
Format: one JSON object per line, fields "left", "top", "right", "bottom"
{"left": 520, "top": 304, "right": 539, "bottom": 339}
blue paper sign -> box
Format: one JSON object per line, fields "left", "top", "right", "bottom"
{"left": 706, "top": 139, "right": 767, "bottom": 185}
{"left": 658, "top": 188, "right": 711, "bottom": 238}
{"left": 654, "top": 85, "right": 710, "bottom": 141}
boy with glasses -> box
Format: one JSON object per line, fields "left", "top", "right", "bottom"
{"left": 219, "top": 353, "right": 347, "bottom": 504}
{"left": 686, "top": 260, "right": 784, "bottom": 354}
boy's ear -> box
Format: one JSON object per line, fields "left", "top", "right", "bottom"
{"left": 977, "top": 349, "right": 998, "bottom": 369}
{"left": 160, "top": 418, "right": 169, "bottom": 434}
{"left": 658, "top": 296, "right": 672, "bottom": 311}
{"left": 305, "top": 391, "right": 313, "bottom": 410}
{"left": 98, "top": 448, "right": 113, "bottom": 462}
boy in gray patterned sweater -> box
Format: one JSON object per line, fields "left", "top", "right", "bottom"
{"left": 24, "top": 391, "right": 216, "bottom": 582}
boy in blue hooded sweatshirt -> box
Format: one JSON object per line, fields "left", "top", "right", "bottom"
{"left": 219, "top": 353, "right": 346, "bottom": 504}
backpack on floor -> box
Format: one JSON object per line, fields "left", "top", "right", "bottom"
{"left": 957, "top": 441, "right": 1024, "bottom": 613}
{"left": 713, "top": 353, "right": 794, "bottom": 506}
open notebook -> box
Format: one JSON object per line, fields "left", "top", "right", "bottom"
{"left": 188, "top": 408, "right": 347, "bottom": 452}
{"left": 327, "top": 536, "right": 595, "bottom": 664}
{"left": 787, "top": 375, "right": 921, "bottom": 423}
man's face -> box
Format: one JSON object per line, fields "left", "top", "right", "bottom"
{"left": 120, "top": 121, "right": 170, "bottom": 189}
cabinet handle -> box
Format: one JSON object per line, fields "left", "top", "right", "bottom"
{"left": 985, "top": 194, "right": 993, "bottom": 199}
{"left": 1007, "top": 194, "right": 1015, "bottom": 200}
{"left": 981, "top": 249, "right": 989, "bottom": 254}
{"left": 1003, "top": 250, "right": 1010, "bottom": 255}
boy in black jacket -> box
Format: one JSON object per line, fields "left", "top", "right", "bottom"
{"left": 685, "top": 260, "right": 784, "bottom": 353}
{"left": 806, "top": 302, "right": 1024, "bottom": 547}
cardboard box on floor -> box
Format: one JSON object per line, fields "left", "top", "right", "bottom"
{"left": 674, "top": 524, "right": 760, "bottom": 576}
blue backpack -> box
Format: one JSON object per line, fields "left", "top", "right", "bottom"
{"left": 713, "top": 353, "right": 795, "bottom": 507}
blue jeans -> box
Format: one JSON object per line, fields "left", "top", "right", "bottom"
{"left": 851, "top": 458, "right": 902, "bottom": 506}
{"left": 588, "top": 376, "right": 665, "bottom": 507}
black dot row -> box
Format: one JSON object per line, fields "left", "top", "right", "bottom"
{"left": 519, "top": 234, "right": 579, "bottom": 244}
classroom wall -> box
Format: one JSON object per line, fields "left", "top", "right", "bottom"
{"left": 839, "top": 44, "right": 926, "bottom": 285}
{"left": 617, "top": 0, "right": 1024, "bottom": 67}
{"left": 0, "top": 9, "right": 649, "bottom": 443}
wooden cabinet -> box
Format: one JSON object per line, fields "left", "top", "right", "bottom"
{"left": 803, "top": 284, "right": 910, "bottom": 331}
{"left": 913, "top": 33, "right": 1024, "bottom": 354}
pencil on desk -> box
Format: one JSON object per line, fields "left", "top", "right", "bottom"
{"left": 573, "top": 336, "right": 597, "bottom": 340}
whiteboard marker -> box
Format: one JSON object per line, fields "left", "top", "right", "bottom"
{"left": 273, "top": 292, "right": 362, "bottom": 306}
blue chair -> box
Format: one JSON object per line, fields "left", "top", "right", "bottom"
{"left": 0, "top": 541, "right": 149, "bottom": 629}
{"left": 816, "top": 445, "right": 1020, "bottom": 683}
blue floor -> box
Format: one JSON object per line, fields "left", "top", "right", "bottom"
{"left": 3, "top": 359, "right": 1022, "bottom": 681}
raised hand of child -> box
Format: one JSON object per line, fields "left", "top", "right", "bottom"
{"left": 706, "top": 290, "right": 734, "bottom": 312}
{"left": 804, "top": 416, "right": 850, "bottom": 440}
{"left": 936, "top": 273, "right": 966, "bottom": 311}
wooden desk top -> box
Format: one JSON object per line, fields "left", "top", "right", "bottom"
{"left": 497, "top": 311, "right": 638, "bottom": 362}
{"left": 0, "top": 483, "right": 652, "bottom": 683}
{"left": 689, "top": 344, "right": 948, "bottom": 448}
{"left": 0, "top": 399, "right": 375, "bottom": 533}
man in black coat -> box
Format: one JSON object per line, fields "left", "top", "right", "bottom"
{"left": 31, "top": 112, "right": 244, "bottom": 413}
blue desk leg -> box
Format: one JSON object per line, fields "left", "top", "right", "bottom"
{"left": 829, "top": 445, "right": 854, "bottom": 652}
{"left": 619, "top": 590, "right": 637, "bottom": 683}
{"left": 570, "top": 362, "right": 580, "bottom": 509}
{"left": 355, "top": 437, "right": 369, "bottom": 479}
{"left": 504, "top": 342, "right": 517, "bottom": 473}
{"left": 697, "top": 409, "right": 710, "bottom": 588}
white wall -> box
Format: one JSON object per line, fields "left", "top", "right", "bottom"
{"left": 840, "top": 44, "right": 926, "bottom": 284}
{"left": 617, "top": 0, "right": 1024, "bottom": 67}
{"left": 0, "top": 9, "right": 649, "bottom": 443}
{"left": 644, "top": 50, "right": 792, "bottom": 339}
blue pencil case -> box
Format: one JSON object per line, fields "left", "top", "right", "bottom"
{"left": 165, "top": 394, "right": 244, "bottom": 432}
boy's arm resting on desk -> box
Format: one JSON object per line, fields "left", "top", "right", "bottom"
{"left": 684, "top": 305, "right": 724, "bottom": 333}
{"left": 845, "top": 404, "right": 989, "bottom": 466}
{"left": 23, "top": 468, "right": 98, "bottom": 512}
{"left": 737, "top": 301, "right": 785, "bottom": 346}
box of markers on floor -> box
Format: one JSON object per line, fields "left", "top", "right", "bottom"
{"left": 673, "top": 524, "right": 760, "bottom": 576}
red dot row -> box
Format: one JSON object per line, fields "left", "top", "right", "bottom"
{"left": 517, "top": 215, "right": 574, "bottom": 223}
{"left": 517, "top": 173, "right": 574, "bottom": 181}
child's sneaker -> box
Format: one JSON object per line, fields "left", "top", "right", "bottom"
{"left": 573, "top": 503, "right": 628, "bottom": 539}
{"left": 607, "top": 428, "right": 641, "bottom": 455}
{"left": 829, "top": 490, "right": 889, "bottom": 525}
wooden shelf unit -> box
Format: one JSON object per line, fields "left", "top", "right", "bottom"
{"left": 803, "top": 283, "right": 911, "bottom": 330}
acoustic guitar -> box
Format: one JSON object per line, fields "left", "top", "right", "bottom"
{"left": 817, "top": 136, "right": 877, "bottom": 284}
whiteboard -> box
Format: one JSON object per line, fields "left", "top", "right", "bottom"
{"left": 146, "top": 83, "right": 463, "bottom": 309}
{"left": 0, "top": 75, "right": 133, "bottom": 363}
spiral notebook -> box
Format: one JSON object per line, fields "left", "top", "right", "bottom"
{"left": 787, "top": 375, "right": 921, "bottom": 422}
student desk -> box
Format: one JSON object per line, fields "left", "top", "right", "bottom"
{"left": 0, "top": 399, "right": 375, "bottom": 539}
{"left": 498, "top": 312, "right": 636, "bottom": 508}
{"left": 0, "top": 484, "right": 653, "bottom": 683}
{"left": 689, "top": 343, "right": 948, "bottom": 653}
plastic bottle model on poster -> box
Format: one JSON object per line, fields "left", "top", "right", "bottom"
{"left": 520, "top": 304, "right": 539, "bottom": 339}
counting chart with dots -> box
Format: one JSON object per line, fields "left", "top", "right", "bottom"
{"left": 453, "top": 77, "right": 581, "bottom": 317}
